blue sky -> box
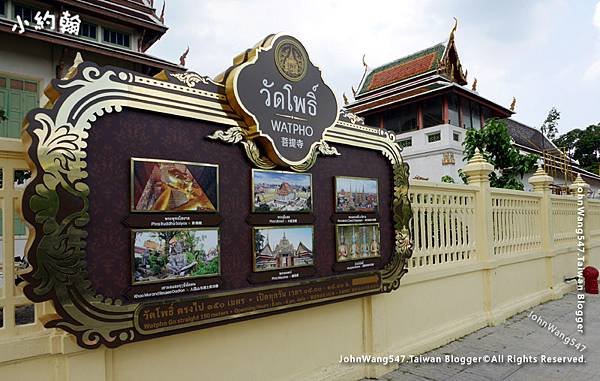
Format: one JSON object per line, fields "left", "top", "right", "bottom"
{"left": 254, "top": 170, "right": 311, "bottom": 187}
{"left": 149, "top": 0, "right": 600, "bottom": 135}
{"left": 134, "top": 230, "right": 219, "bottom": 250}
{"left": 336, "top": 177, "right": 378, "bottom": 194}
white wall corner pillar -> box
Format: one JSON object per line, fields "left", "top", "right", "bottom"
{"left": 529, "top": 166, "right": 556, "bottom": 295}
{"left": 462, "top": 149, "right": 499, "bottom": 325}
{"left": 569, "top": 174, "right": 591, "bottom": 266}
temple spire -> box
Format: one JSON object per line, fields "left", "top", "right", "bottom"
{"left": 179, "top": 46, "right": 189, "bottom": 66}
{"left": 449, "top": 17, "right": 458, "bottom": 41}
{"left": 159, "top": 1, "right": 166, "bottom": 23}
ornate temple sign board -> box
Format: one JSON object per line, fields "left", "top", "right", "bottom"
{"left": 21, "top": 33, "right": 413, "bottom": 349}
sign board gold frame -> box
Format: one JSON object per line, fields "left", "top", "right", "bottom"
{"left": 20, "top": 35, "right": 413, "bottom": 349}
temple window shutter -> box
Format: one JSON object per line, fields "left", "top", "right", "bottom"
{"left": 1, "top": 77, "right": 38, "bottom": 138}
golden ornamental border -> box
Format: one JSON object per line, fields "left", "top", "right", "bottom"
{"left": 20, "top": 62, "right": 413, "bottom": 349}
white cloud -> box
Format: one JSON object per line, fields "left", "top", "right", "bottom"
{"left": 584, "top": 1, "right": 600, "bottom": 81}
{"left": 148, "top": 0, "right": 600, "bottom": 133}
{"left": 584, "top": 59, "right": 600, "bottom": 80}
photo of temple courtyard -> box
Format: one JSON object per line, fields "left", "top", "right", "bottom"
{"left": 133, "top": 229, "right": 220, "bottom": 283}
{"left": 253, "top": 170, "right": 312, "bottom": 212}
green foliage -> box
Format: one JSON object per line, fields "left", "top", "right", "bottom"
{"left": 462, "top": 118, "right": 538, "bottom": 190}
{"left": 186, "top": 251, "right": 196, "bottom": 265}
{"left": 553, "top": 123, "right": 600, "bottom": 175}
{"left": 255, "top": 229, "right": 265, "bottom": 251}
{"left": 193, "top": 257, "right": 219, "bottom": 276}
{"left": 134, "top": 256, "right": 142, "bottom": 270}
{"left": 457, "top": 169, "right": 468, "bottom": 184}
{"left": 148, "top": 252, "right": 165, "bottom": 275}
{"left": 540, "top": 107, "right": 560, "bottom": 140}
{"left": 256, "top": 203, "right": 270, "bottom": 212}
{"left": 441, "top": 175, "right": 455, "bottom": 184}
{"left": 157, "top": 230, "right": 177, "bottom": 256}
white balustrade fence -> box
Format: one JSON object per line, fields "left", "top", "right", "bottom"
{"left": 409, "top": 181, "right": 476, "bottom": 269}
{"left": 491, "top": 190, "right": 542, "bottom": 256}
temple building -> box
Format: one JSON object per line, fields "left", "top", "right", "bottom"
{"left": 346, "top": 22, "right": 600, "bottom": 196}
{"left": 1, "top": 0, "right": 186, "bottom": 258}
{"left": 0, "top": 0, "right": 184, "bottom": 140}
{"left": 256, "top": 233, "right": 313, "bottom": 270}
{"left": 276, "top": 182, "right": 296, "bottom": 202}
{"left": 337, "top": 185, "right": 377, "bottom": 212}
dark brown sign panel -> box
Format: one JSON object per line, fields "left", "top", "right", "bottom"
{"left": 226, "top": 35, "right": 338, "bottom": 166}
{"left": 20, "top": 34, "right": 413, "bottom": 349}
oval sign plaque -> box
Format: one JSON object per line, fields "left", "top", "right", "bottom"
{"left": 226, "top": 34, "right": 339, "bottom": 167}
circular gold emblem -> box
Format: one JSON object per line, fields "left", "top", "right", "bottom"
{"left": 275, "top": 39, "right": 308, "bottom": 82}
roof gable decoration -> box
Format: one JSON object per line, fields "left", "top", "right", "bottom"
{"left": 355, "top": 18, "right": 468, "bottom": 97}
{"left": 437, "top": 18, "right": 468, "bottom": 86}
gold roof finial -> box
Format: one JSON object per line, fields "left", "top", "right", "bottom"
{"left": 510, "top": 96, "right": 516, "bottom": 112}
{"left": 472, "top": 78, "right": 477, "bottom": 91}
{"left": 159, "top": 1, "right": 166, "bottom": 23}
{"left": 450, "top": 17, "right": 458, "bottom": 40}
{"left": 354, "top": 54, "right": 369, "bottom": 96}
{"left": 351, "top": 85, "right": 357, "bottom": 97}
{"left": 343, "top": 93, "right": 349, "bottom": 105}
{"left": 179, "top": 46, "right": 189, "bottom": 66}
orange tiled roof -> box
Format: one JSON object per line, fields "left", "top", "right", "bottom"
{"left": 358, "top": 43, "right": 446, "bottom": 95}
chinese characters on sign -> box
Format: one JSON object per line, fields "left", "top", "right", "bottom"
{"left": 280, "top": 137, "right": 304, "bottom": 149}
{"left": 12, "top": 10, "right": 80, "bottom": 35}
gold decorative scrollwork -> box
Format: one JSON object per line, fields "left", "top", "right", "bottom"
{"left": 207, "top": 126, "right": 245, "bottom": 144}
{"left": 322, "top": 119, "right": 413, "bottom": 293}
{"left": 207, "top": 127, "right": 340, "bottom": 172}
{"left": 207, "top": 126, "right": 276, "bottom": 169}
{"left": 171, "top": 72, "right": 210, "bottom": 87}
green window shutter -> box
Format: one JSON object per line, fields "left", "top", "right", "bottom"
{"left": 0, "top": 210, "right": 27, "bottom": 237}
{"left": 8, "top": 89, "right": 23, "bottom": 138}
{"left": 1, "top": 79, "right": 38, "bottom": 139}
{"left": 13, "top": 213, "right": 26, "bottom": 236}
{"left": 0, "top": 88, "right": 7, "bottom": 138}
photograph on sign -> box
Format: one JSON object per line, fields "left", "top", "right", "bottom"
{"left": 131, "top": 158, "right": 218, "bottom": 213}
{"left": 335, "top": 176, "right": 379, "bottom": 213}
{"left": 253, "top": 225, "right": 314, "bottom": 271}
{"left": 336, "top": 223, "right": 381, "bottom": 262}
{"left": 252, "top": 169, "right": 312, "bottom": 213}
{"left": 132, "top": 228, "right": 220, "bottom": 284}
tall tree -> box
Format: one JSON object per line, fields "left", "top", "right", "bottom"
{"left": 157, "top": 231, "right": 177, "bottom": 257}
{"left": 554, "top": 123, "right": 600, "bottom": 175}
{"left": 540, "top": 107, "right": 560, "bottom": 141}
{"left": 461, "top": 118, "right": 538, "bottom": 190}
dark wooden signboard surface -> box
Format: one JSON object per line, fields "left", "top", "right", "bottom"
{"left": 20, "top": 34, "right": 413, "bottom": 348}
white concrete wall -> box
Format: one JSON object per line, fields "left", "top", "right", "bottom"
{"left": 0, "top": 33, "right": 54, "bottom": 106}
{"left": 397, "top": 124, "right": 600, "bottom": 197}
{"left": 0, "top": 33, "right": 140, "bottom": 106}
{"left": 397, "top": 124, "right": 465, "bottom": 183}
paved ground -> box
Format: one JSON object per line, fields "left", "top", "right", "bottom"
{"left": 364, "top": 291, "right": 598, "bottom": 381}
